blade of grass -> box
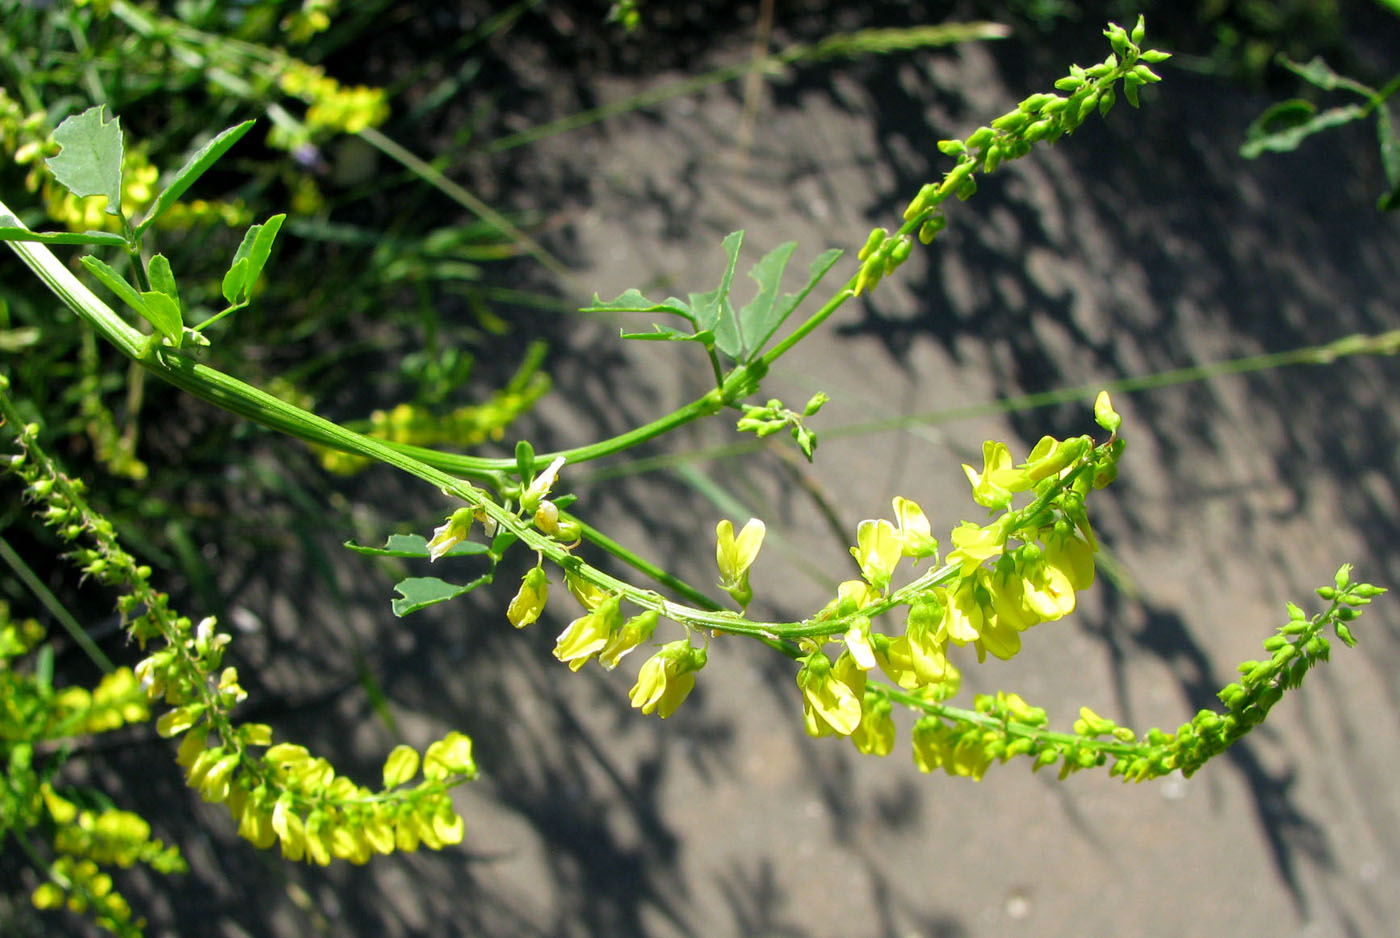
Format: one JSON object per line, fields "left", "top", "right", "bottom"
{"left": 0, "top": 536, "right": 115, "bottom": 672}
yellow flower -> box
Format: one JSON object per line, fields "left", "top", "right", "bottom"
{"left": 912, "top": 717, "right": 993, "bottom": 779}
{"left": 1021, "top": 434, "right": 1090, "bottom": 483}
{"left": 1042, "top": 522, "right": 1096, "bottom": 591}
{"left": 946, "top": 518, "right": 1010, "bottom": 575}
{"left": 506, "top": 566, "right": 549, "bottom": 628}
{"left": 598, "top": 610, "right": 659, "bottom": 670}
{"left": 892, "top": 496, "right": 939, "bottom": 561}
{"left": 797, "top": 650, "right": 865, "bottom": 737}
{"left": 872, "top": 633, "right": 920, "bottom": 690}
{"left": 1020, "top": 548, "right": 1077, "bottom": 621}
{"left": 716, "top": 518, "right": 765, "bottom": 609}
{"left": 989, "top": 559, "right": 1039, "bottom": 633}
{"left": 938, "top": 578, "right": 984, "bottom": 645}
{"left": 843, "top": 616, "right": 876, "bottom": 670}
{"left": 817, "top": 579, "right": 878, "bottom": 620}
{"left": 553, "top": 596, "right": 621, "bottom": 671}
{"left": 962, "top": 441, "right": 1029, "bottom": 509}
{"left": 426, "top": 507, "right": 476, "bottom": 561}
{"left": 850, "top": 690, "right": 895, "bottom": 756}
{"left": 905, "top": 596, "right": 955, "bottom": 685}
{"left": 520, "top": 455, "right": 566, "bottom": 512}
{"left": 850, "top": 518, "right": 903, "bottom": 592}
{"left": 629, "top": 641, "right": 707, "bottom": 718}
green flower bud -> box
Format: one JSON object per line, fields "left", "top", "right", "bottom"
{"left": 857, "top": 227, "right": 888, "bottom": 262}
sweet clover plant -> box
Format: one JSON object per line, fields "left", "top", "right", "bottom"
{"left": 0, "top": 13, "right": 1389, "bottom": 937}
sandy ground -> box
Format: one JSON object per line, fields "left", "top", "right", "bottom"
{"left": 14, "top": 6, "right": 1399, "bottom": 938}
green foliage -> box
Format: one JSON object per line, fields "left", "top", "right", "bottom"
{"left": 1242, "top": 54, "right": 1400, "bottom": 209}
{"left": 46, "top": 106, "right": 125, "bottom": 216}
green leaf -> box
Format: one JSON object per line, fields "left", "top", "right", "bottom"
{"left": 583, "top": 288, "right": 695, "bottom": 320}
{"left": 147, "top": 254, "right": 180, "bottom": 309}
{"left": 243, "top": 213, "right": 286, "bottom": 296}
{"left": 46, "top": 106, "right": 124, "bottom": 215}
{"left": 136, "top": 119, "right": 255, "bottom": 236}
{"left": 1377, "top": 102, "right": 1400, "bottom": 211}
{"left": 0, "top": 226, "right": 127, "bottom": 247}
{"left": 1279, "top": 56, "right": 1374, "bottom": 96}
{"left": 344, "top": 534, "right": 488, "bottom": 559}
{"left": 1240, "top": 102, "right": 1366, "bottom": 159}
{"left": 391, "top": 574, "right": 492, "bottom": 616}
{"left": 138, "top": 290, "right": 183, "bottom": 344}
{"left": 221, "top": 214, "right": 286, "bottom": 305}
{"left": 718, "top": 241, "right": 795, "bottom": 360}
{"left": 619, "top": 324, "right": 713, "bottom": 343}
{"left": 221, "top": 257, "right": 249, "bottom": 306}
{"left": 690, "top": 230, "right": 744, "bottom": 335}
{"left": 80, "top": 255, "right": 148, "bottom": 320}
{"left": 745, "top": 246, "right": 842, "bottom": 359}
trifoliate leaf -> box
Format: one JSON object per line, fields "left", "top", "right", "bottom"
{"left": 46, "top": 106, "right": 124, "bottom": 215}
{"left": 223, "top": 214, "right": 286, "bottom": 305}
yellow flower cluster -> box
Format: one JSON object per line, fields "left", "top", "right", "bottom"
{"left": 30, "top": 786, "right": 185, "bottom": 936}
{"left": 795, "top": 413, "right": 1122, "bottom": 766}
{"left": 135, "top": 611, "right": 479, "bottom": 866}
{"left": 426, "top": 455, "right": 708, "bottom": 720}
{"left": 319, "top": 372, "right": 550, "bottom": 474}
{"left": 277, "top": 62, "right": 389, "bottom": 137}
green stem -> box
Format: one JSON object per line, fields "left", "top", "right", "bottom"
{"left": 0, "top": 536, "right": 115, "bottom": 673}
{"left": 0, "top": 213, "right": 839, "bottom": 641}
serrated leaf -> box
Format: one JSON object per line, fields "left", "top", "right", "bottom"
{"left": 80, "top": 255, "right": 148, "bottom": 320}
{"left": 0, "top": 226, "right": 127, "bottom": 247}
{"left": 1240, "top": 103, "right": 1365, "bottom": 159}
{"left": 46, "top": 106, "right": 124, "bottom": 215}
{"left": 745, "top": 246, "right": 842, "bottom": 360}
{"left": 344, "top": 534, "right": 488, "bottom": 559}
{"left": 138, "top": 290, "right": 183, "bottom": 343}
{"left": 719, "top": 241, "right": 796, "bottom": 360}
{"left": 582, "top": 288, "right": 695, "bottom": 322}
{"left": 690, "top": 230, "right": 744, "bottom": 335}
{"left": 391, "top": 574, "right": 492, "bottom": 616}
{"left": 136, "top": 119, "right": 255, "bottom": 236}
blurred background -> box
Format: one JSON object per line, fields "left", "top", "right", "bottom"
{"left": 2, "top": 1, "right": 1398, "bottom": 936}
